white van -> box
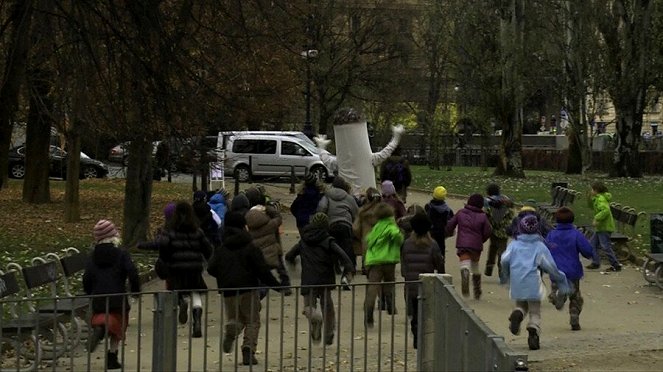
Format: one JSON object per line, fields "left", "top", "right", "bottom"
{"left": 222, "top": 133, "right": 329, "bottom": 182}
{"left": 218, "top": 130, "right": 315, "bottom": 150}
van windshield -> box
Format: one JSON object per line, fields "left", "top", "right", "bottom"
{"left": 299, "top": 139, "right": 319, "bottom": 154}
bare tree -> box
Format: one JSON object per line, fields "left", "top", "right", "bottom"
{"left": 0, "top": 0, "right": 33, "bottom": 190}
{"left": 594, "top": 0, "right": 655, "bottom": 177}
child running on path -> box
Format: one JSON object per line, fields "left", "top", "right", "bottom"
{"left": 84, "top": 220, "right": 141, "bottom": 370}
{"left": 545, "top": 207, "right": 594, "bottom": 330}
{"left": 585, "top": 181, "right": 622, "bottom": 272}
{"left": 285, "top": 213, "right": 355, "bottom": 345}
{"left": 363, "top": 202, "right": 404, "bottom": 326}
{"left": 446, "top": 193, "right": 491, "bottom": 299}
{"left": 400, "top": 212, "right": 444, "bottom": 349}
{"left": 484, "top": 183, "right": 514, "bottom": 277}
{"left": 501, "top": 215, "right": 571, "bottom": 350}
{"left": 207, "top": 212, "right": 283, "bottom": 366}
{"left": 425, "top": 186, "right": 454, "bottom": 273}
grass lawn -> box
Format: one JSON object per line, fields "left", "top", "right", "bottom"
{"left": 0, "top": 178, "right": 192, "bottom": 266}
{"left": 409, "top": 165, "right": 663, "bottom": 255}
{"left": 1, "top": 166, "right": 662, "bottom": 262}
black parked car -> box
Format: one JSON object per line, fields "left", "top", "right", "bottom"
{"left": 8, "top": 145, "right": 109, "bottom": 179}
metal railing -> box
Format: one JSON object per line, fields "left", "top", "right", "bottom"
{"left": 2, "top": 278, "right": 527, "bottom": 371}
{"left": 418, "top": 274, "right": 528, "bottom": 371}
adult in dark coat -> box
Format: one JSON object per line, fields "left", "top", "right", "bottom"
{"left": 138, "top": 201, "right": 213, "bottom": 338}
{"left": 207, "top": 212, "right": 281, "bottom": 365}
{"left": 290, "top": 173, "right": 325, "bottom": 230}
{"left": 379, "top": 146, "right": 412, "bottom": 202}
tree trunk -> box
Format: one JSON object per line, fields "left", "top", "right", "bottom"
{"left": 495, "top": 0, "right": 525, "bottom": 178}
{"left": 63, "top": 127, "right": 81, "bottom": 222}
{"left": 122, "top": 138, "right": 153, "bottom": 247}
{"left": 22, "top": 69, "right": 53, "bottom": 203}
{"left": 0, "top": 0, "right": 33, "bottom": 190}
{"left": 610, "top": 104, "right": 643, "bottom": 177}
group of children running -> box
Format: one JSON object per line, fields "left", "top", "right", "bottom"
{"left": 81, "top": 175, "right": 621, "bottom": 369}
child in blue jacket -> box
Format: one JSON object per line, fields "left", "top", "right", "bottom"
{"left": 545, "top": 207, "right": 593, "bottom": 331}
{"left": 501, "top": 215, "right": 570, "bottom": 350}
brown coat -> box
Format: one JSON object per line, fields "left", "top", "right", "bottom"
{"left": 245, "top": 207, "right": 283, "bottom": 268}
{"left": 352, "top": 201, "right": 381, "bottom": 255}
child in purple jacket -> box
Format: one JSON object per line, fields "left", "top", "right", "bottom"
{"left": 545, "top": 207, "right": 593, "bottom": 331}
{"left": 446, "top": 193, "right": 492, "bottom": 299}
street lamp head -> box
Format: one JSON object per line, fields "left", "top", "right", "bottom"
{"left": 301, "top": 49, "right": 319, "bottom": 58}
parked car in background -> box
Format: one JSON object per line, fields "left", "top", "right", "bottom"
{"left": 108, "top": 141, "right": 161, "bottom": 165}
{"left": 8, "top": 145, "right": 109, "bottom": 179}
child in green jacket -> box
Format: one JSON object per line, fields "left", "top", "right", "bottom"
{"left": 363, "top": 202, "right": 404, "bottom": 327}
{"left": 586, "top": 182, "right": 622, "bottom": 271}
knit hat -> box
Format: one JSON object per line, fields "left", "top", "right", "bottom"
{"left": 433, "top": 186, "right": 447, "bottom": 200}
{"left": 381, "top": 180, "right": 396, "bottom": 196}
{"left": 467, "top": 193, "right": 484, "bottom": 209}
{"left": 520, "top": 199, "right": 537, "bottom": 212}
{"left": 94, "top": 219, "right": 119, "bottom": 242}
{"left": 332, "top": 176, "right": 349, "bottom": 192}
{"left": 224, "top": 211, "right": 247, "bottom": 229}
{"left": 193, "top": 190, "right": 207, "bottom": 202}
{"left": 304, "top": 172, "right": 317, "bottom": 186}
{"left": 555, "top": 207, "right": 575, "bottom": 223}
{"left": 410, "top": 212, "right": 431, "bottom": 235}
{"left": 163, "top": 202, "right": 176, "bottom": 220}
{"left": 309, "top": 212, "right": 329, "bottom": 229}
{"left": 519, "top": 215, "right": 539, "bottom": 235}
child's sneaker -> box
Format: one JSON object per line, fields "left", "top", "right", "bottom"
{"left": 508, "top": 310, "right": 524, "bottom": 335}
{"left": 585, "top": 263, "right": 600, "bottom": 270}
{"left": 527, "top": 327, "right": 540, "bottom": 350}
{"left": 605, "top": 265, "right": 622, "bottom": 272}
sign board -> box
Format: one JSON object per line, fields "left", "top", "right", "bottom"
{"left": 209, "top": 152, "right": 225, "bottom": 190}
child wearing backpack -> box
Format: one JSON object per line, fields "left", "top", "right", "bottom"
{"left": 285, "top": 213, "right": 355, "bottom": 345}
{"left": 484, "top": 183, "right": 514, "bottom": 277}
{"left": 425, "top": 186, "right": 454, "bottom": 273}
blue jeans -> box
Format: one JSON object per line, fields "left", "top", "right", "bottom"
{"left": 590, "top": 231, "right": 619, "bottom": 267}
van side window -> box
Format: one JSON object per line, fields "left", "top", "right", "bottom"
{"left": 281, "top": 141, "right": 308, "bottom": 156}
{"left": 259, "top": 140, "right": 277, "bottom": 154}
{"left": 232, "top": 139, "right": 277, "bottom": 154}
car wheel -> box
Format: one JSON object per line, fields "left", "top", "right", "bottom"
{"left": 10, "top": 163, "right": 25, "bottom": 179}
{"left": 234, "top": 165, "right": 250, "bottom": 182}
{"left": 310, "top": 165, "right": 328, "bottom": 181}
{"left": 82, "top": 166, "right": 98, "bottom": 179}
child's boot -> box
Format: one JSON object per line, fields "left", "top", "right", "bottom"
{"left": 242, "top": 346, "right": 258, "bottom": 365}
{"left": 106, "top": 351, "right": 122, "bottom": 369}
{"left": 484, "top": 264, "right": 494, "bottom": 277}
{"left": 192, "top": 308, "right": 202, "bottom": 338}
{"left": 526, "top": 327, "right": 540, "bottom": 350}
{"left": 178, "top": 298, "right": 188, "bottom": 325}
{"left": 570, "top": 314, "right": 581, "bottom": 331}
{"left": 460, "top": 268, "right": 470, "bottom": 297}
{"left": 472, "top": 274, "right": 482, "bottom": 300}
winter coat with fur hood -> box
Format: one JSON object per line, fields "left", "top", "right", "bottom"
{"left": 245, "top": 206, "right": 283, "bottom": 268}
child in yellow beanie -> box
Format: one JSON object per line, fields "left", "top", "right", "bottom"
{"left": 424, "top": 186, "right": 454, "bottom": 273}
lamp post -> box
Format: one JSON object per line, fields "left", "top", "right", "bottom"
{"left": 303, "top": 51, "right": 315, "bottom": 139}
